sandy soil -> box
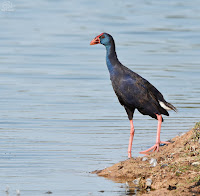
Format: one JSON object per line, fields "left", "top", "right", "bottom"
{"left": 92, "top": 122, "right": 200, "bottom": 195}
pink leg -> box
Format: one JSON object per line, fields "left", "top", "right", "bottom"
{"left": 140, "top": 114, "right": 170, "bottom": 155}
{"left": 128, "top": 120, "right": 135, "bottom": 158}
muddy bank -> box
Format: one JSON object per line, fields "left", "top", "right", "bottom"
{"left": 93, "top": 122, "right": 200, "bottom": 195}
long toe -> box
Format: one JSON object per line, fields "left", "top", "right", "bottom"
{"left": 139, "top": 144, "right": 157, "bottom": 154}
{"left": 160, "top": 141, "right": 171, "bottom": 144}
{"left": 140, "top": 141, "right": 170, "bottom": 154}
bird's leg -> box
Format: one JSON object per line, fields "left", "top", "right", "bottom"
{"left": 140, "top": 114, "right": 170, "bottom": 155}
{"left": 128, "top": 120, "right": 135, "bottom": 158}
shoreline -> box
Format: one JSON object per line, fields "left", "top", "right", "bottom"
{"left": 92, "top": 122, "right": 200, "bottom": 195}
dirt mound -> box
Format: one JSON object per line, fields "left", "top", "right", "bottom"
{"left": 93, "top": 122, "right": 200, "bottom": 195}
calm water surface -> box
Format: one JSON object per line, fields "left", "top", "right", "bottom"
{"left": 0, "top": 0, "right": 200, "bottom": 195}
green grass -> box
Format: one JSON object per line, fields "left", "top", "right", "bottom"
{"left": 193, "top": 122, "right": 200, "bottom": 141}
{"left": 189, "top": 175, "right": 200, "bottom": 183}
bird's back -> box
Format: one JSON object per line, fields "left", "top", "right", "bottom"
{"left": 109, "top": 63, "right": 170, "bottom": 119}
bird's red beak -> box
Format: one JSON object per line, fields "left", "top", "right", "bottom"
{"left": 90, "top": 33, "right": 104, "bottom": 45}
{"left": 90, "top": 36, "right": 100, "bottom": 45}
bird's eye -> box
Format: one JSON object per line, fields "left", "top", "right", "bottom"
{"left": 101, "top": 35, "right": 105, "bottom": 39}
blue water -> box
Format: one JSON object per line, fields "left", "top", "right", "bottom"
{"left": 0, "top": 0, "right": 199, "bottom": 195}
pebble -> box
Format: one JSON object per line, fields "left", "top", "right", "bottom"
{"left": 149, "top": 158, "right": 157, "bottom": 167}
{"left": 125, "top": 181, "right": 129, "bottom": 188}
{"left": 190, "top": 146, "right": 196, "bottom": 152}
{"left": 142, "top": 157, "right": 148, "bottom": 161}
{"left": 146, "top": 188, "right": 151, "bottom": 192}
{"left": 167, "top": 185, "right": 176, "bottom": 190}
{"left": 176, "top": 170, "right": 182, "bottom": 175}
{"left": 146, "top": 178, "right": 152, "bottom": 186}
{"left": 191, "top": 162, "right": 200, "bottom": 166}
{"left": 133, "top": 179, "right": 139, "bottom": 185}
{"left": 160, "top": 164, "right": 168, "bottom": 168}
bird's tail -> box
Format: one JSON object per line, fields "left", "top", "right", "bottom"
{"left": 159, "top": 100, "right": 177, "bottom": 112}
{"left": 164, "top": 101, "right": 177, "bottom": 112}
{"left": 167, "top": 102, "right": 177, "bottom": 112}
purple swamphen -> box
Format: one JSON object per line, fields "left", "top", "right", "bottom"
{"left": 90, "top": 33, "right": 176, "bottom": 158}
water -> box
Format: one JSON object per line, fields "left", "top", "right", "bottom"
{"left": 0, "top": 0, "right": 199, "bottom": 195}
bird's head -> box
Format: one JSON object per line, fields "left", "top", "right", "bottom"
{"left": 90, "top": 33, "right": 112, "bottom": 46}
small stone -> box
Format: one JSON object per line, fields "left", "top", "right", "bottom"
{"left": 133, "top": 179, "right": 139, "bottom": 185}
{"left": 146, "top": 178, "right": 152, "bottom": 186}
{"left": 160, "top": 164, "right": 168, "bottom": 168}
{"left": 191, "top": 162, "right": 200, "bottom": 167}
{"left": 118, "top": 165, "right": 123, "bottom": 170}
{"left": 125, "top": 182, "right": 129, "bottom": 188}
{"left": 149, "top": 158, "right": 156, "bottom": 164}
{"left": 190, "top": 146, "right": 196, "bottom": 152}
{"left": 167, "top": 185, "right": 176, "bottom": 190}
{"left": 149, "top": 158, "right": 157, "bottom": 167}
{"left": 170, "top": 153, "right": 175, "bottom": 158}
{"left": 142, "top": 157, "right": 148, "bottom": 161}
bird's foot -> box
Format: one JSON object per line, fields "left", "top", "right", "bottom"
{"left": 139, "top": 141, "right": 170, "bottom": 155}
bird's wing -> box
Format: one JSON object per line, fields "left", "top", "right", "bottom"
{"left": 123, "top": 69, "right": 165, "bottom": 105}
{"left": 142, "top": 79, "right": 164, "bottom": 101}
{"left": 116, "top": 75, "right": 157, "bottom": 108}
{"left": 142, "top": 78, "right": 177, "bottom": 112}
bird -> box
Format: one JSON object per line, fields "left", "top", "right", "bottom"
{"left": 90, "top": 33, "right": 176, "bottom": 158}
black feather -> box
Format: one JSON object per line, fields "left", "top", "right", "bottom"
{"left": 100, "top": 33, "right": 176, "bottom": 121}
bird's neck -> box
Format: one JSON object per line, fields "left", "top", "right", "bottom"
{"left": 105, "top": 42, "right": 118, "bottom": 74}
